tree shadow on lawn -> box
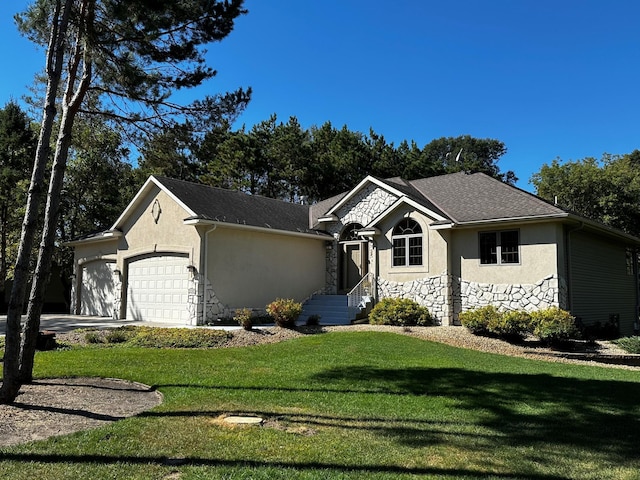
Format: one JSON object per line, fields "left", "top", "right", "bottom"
{"left": 311, "top": 366, "right": 640, "bottom": 461}
{"left": 3, "top": 368, "right": 638, "bottom": 478}
{"left": 0, "top": 452, "right": 571, "bottom": 480}
{"left": 138, "top": 365, "right": 640, "bottom": 473}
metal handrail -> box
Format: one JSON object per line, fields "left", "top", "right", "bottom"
{"left": 347, "top": 273, "right": 374, "bottom": 308}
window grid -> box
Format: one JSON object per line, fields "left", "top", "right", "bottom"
{"left": 479, "top": 230, "right": 519, "bottom": 265}
{"left": 392, "top": 219, "right": 423, "bottom": 267}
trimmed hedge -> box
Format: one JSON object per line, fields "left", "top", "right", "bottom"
{"left": 266, "top": 298, "right": 302, "bottom": 329}
{"left": 460, "top": 305, "right": 578, "bottom": 345}
{"left": 530, "top": 307, "right": 579, "bottom": 345}
{"left": 369, "top": 298, "right": 433, "bottom": 326}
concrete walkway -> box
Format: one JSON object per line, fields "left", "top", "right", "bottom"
{"left": 0, "top": 314, "right": 225, "bottom": 335}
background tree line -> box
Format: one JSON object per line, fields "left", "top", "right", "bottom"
{"left": 4, "top": 99, "right": 640, "bottom": 298}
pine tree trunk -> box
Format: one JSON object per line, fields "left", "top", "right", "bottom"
{"left": 20, "top": 106, "right": 77, "bottom": 382}
{"left": 19, "top": 0, "right": 93, "bottom": 384}
{"left": 0, "top": 0, "right": 72, "bottom": 404}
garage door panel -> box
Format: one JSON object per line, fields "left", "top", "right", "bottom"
{"left": 126, "top": 254, "right": 190, "bottom": 323}
{"left": 81, "top": 261, "right": 115, "bottom": 317}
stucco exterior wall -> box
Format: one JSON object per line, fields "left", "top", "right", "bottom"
{"left": 376, "top": 209, "right": 447, "bottom": 282}
{"left": 451, "top": 222, "right": 561, "bottom": 285}
{"left": 116, "top": 186, "right": 201, "bottom": 265}
{"left": 206, "top": 226, "right": 326, "bottom": 317}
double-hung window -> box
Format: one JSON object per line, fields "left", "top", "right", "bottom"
{"left": 479, "top": 230, "right": 520, "bottom": 265}
{"left": 392, "top": 218, "right": 422, "bottom": 266}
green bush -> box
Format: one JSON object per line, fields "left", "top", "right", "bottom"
{"left": 490, "top": 310, "right": 532, "bottom": 341}
{"left": 368, "top": 298, "right": 433, "bottom": 326}
{"left": 84, "top": 331, "right": 104, "bottom": 344}
{"left": 234, "top": 308, "right": 253, "bottom": 331}
{"left": 128, "top": 327, "right": 231, "bottom": 348}
{"left": 530, "top": 307, "right": 578, "bottom": 345}
{"left": 613, "top": 336, "right": 640, "bottom": 354}
{"left": 459, "top": 305, "right": 501, "bottom": 336}
{"left": 105, "top": 328, "right": 133, "bottom": 344}
{"left": 266, "top": 298, "right": 302, "bottom": 329}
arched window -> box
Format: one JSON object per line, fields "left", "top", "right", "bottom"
{"left": 340, "top": 223, "right": 363, "bottom": 242}
{"left": 392, "top": 218, "right": 422, "bottom": 266}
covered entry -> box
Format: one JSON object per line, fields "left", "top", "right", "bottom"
{"left": 338, "top": 223, "right": 368, "bottom": 292}
{"left": 126, "top": 253, "right": 190, "bottom": 323}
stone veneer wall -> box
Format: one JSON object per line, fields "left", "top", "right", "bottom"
{"left": 338, "top": 184, "right": 398, "bottom": 226}
{"left": 377, "top": 274, "right": 453, "bottom": 325}
{"left": 112, "top": 269, "right": 122, "bottom": 319}
{"left": 452, "top": 274, "right": 567, "bottom": 321}
{"left": 376, "top": 273, "right": 568, "bottom": 326}
{"left": 187, "top": 273, "right": 228, "bottom": 325}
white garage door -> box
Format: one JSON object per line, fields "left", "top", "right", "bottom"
{"left": 126, "top": 254, "right": 190, "bottom": 323}
{"left": 81, "top": 260, "right": 116, "bottom": 317}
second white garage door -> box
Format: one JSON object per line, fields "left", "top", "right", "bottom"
{"left": 126, "top": 254, "right": 190, "bottom": 323}
{"left": 80, "top": 260, "right": 116, "bottom": 317}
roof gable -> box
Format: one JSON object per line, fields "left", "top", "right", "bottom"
{"left": 113, "top": 176, "right": 324, "bottom": 236}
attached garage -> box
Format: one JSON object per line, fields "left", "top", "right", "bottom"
{"left": 125, "top": 254, "right": 190, "bottom": 323}
{"left": 80, "top": 260, "right": 116, "bottom": 317}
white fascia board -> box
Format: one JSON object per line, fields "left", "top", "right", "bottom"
{"left": 437, "top": 214, "right": 569, "bottom": 231}
{"left": 184, "top": 218, "right": 332, "bottom": 241}
{"left": 364, "top": 196, "right": 448, "bottom": 229}
{"left": 317, "top": 214, "right": 339, "bottom": 223}
{"left": 111, "top": 176, "right": 197, "bottom": 230}
{"left": 357, "top": 228, "right": 381, "bottom": 237}
{"left": 64, "top": 230, "right": 122, "bottom": 246}
{"left": 326, "top": 176, "right": 407, "bottom": 216}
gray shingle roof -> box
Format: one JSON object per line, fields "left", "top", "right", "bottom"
{"left": 155, "top": 177, "right": 326, "bottom": 236}
{"left": 407, "top": 172, "right": 566, "bottom": 223}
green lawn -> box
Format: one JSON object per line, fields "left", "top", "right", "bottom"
{"left": 1, "top": 330, "right": 640, "bottom": 479}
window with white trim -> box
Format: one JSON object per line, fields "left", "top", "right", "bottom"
{"left": 392, "top": 218, "right": 422, "bottom": 266}
{"left": 479, "top": 230, "right": 520, "bottom": 265}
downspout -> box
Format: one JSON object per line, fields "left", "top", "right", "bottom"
{"left": 201, "top": 225, "right": 217, "bottom": 325}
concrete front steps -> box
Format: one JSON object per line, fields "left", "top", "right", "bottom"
{"left": 298, "top": 294, "right": 361, "bottom": 326}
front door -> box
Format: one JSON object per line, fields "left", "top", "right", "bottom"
{"left": 339, "top": 241, "right": 368, "bottom": 293}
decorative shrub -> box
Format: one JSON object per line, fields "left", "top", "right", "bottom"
{"left": 490, "top": 310, "right": 532, "bottom": 342}
{"left": 306, "top": 314, "right": 321, "bottom": 326}
{"left": 128, "top": 327, "right": 231, "bottom": 348}
{"left": 530, "top": 307, "right": 578, "bottom": 345}
{"left": 105, "top": 328, "right": 131, "bottom": 344}
{"left": 84, "top": 331, "right": 104, "bottom": 344}
{"left": 368, "top": 298, "right": 433, "bottom": 326}
{"left": 234, "top": 308, "right": 254, "bottom": 331}
{"left": 613, "top": 336, "right": 640, "bottom": 354}
{"left": 459, "top": 305, "right": 501, "bottom": 336}
{"left": 266, "top": 298, "right": 302, "bottom": 329}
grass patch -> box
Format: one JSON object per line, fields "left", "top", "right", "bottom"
{"left": 72, "top": 326, "right": 233, "bottom": 349}
{"left": 613, "top": 336, "right": 640, "bottom": 354}
{"left": 1, "top": 331, "right": 640, "bottom": 479}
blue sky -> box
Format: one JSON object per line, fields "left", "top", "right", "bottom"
{"left": 1, "top": 0, "right": 638, "bottom": 192}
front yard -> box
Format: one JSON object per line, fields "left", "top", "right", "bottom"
{"left": 1, "top": 330, "right": 640, "bottom": 479}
